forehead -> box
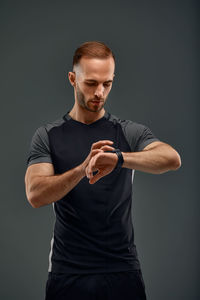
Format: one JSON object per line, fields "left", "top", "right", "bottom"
{"left": 77, "top": 57, "right": 115, "bottom": 79}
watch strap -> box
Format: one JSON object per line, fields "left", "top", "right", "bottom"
{"left": 104, "top": 148, "right": 124, "bottom": 171}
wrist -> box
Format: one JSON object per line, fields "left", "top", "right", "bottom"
{"left": 78, "top": 163, "right": 87, "bottom": 179}
{"left": 105, "top": 148, "right": 124, "bottom": 171}
{"left": 121, "top": 152, "right": 126, "bottom": 168}
{"left": 114, "top": 149, "right": 124, "bottom": 170}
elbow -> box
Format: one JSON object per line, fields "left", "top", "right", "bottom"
{"left": 27, "top": 192, "right": 42, "bottom": 208}
{"left": 170, "top": 151, "right": 182, "bottom": 171}
{"left": 25, "top": 176, "right": 43, "bottom": 208}
{"left": 157, "top": 152, "right": 181, "bottom": 174}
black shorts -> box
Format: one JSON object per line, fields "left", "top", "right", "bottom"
{"left": 45, "top": 269, "right": 147, "bottom": 300}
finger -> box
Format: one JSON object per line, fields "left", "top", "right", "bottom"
{"left": 86, "top": 164, "right": 95, "bottom": 178}
{"left": 100, "top": 145, "right": 115, "bottom": 151}
{"left": 89, "top": 169, "right": 107, "bottom": 184}
{"left": 90, "top": 149, "right": 104, "bottom": 157}
{"left": 87, "top": 156, "right": 96, "bottom": 178}
{"left": 87, "top": 168, "right": 99, "bottom": 179}
{"left": 86, "top": 149, "right": 103, "bottom": 168}
{"left": 87, "top": 150, "right": 104, "bottom": 177}
{"left": 91, "top": 140, "right": 114, "bottom": 150}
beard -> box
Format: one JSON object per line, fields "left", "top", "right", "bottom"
{"left": 76, "top": 84, "right": 106, "bottom": 113}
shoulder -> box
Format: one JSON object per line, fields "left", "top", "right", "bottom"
{"left": 108, "top": 112, "right": 146, "bottom": 133}
{"left": 27, "top": 116, "right": 65, "bottom": 167}
{"left": 108, "top": 113, "right": 159, "bottom": 151}
{"left": 41, "top": 116, "right": 66, "bottom": 133}
{"left": 33, "top": 116, "right": 65, "bottom": 138}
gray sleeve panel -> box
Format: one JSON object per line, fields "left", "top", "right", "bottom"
{"left": 120, "top": 119, "right": 160, "bottom": 152}
{"left": 26, "top": 126, "right": 52, "bottom": 167}
{"left": 26, "top": 117, "right": 65, "bottom": 167}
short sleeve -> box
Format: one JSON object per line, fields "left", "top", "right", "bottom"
{"left": 26, "top": 126, "right": 52, "bottom": 167}
{"left": 123, "top": 120, "right": 160, "bottom": 152}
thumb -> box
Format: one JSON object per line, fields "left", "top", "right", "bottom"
{"left": 89, "top": 169, "right": 107, "bottom": 184}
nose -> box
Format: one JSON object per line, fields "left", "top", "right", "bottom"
{"left": 94, "top": 84, "right": 104, "bottom": 99}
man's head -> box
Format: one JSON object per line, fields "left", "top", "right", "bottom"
{"left": 68, "top": 41, "right": 115, "bottom": 113}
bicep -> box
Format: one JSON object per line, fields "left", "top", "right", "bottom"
{"left": 142, "top": 141, "right": 165, "bottom": 151}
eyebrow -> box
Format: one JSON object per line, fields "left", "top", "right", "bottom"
{"left": 84, "top": 79, "right": 113, "bottom": 83}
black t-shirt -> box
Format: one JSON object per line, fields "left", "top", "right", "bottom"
{"left": 27, "top": 110, "right": 159, "bottom": 274}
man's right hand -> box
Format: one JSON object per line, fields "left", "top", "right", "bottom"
{"left": 81, "top": 140, "right": 115, "bottom": 175}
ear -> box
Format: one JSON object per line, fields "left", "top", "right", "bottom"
{"left": 68, "top": 72, "right": 76, "bottom": 87}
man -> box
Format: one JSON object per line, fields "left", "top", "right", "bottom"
{"left": 25, "top": 41, "right": 181, "bottom": 300}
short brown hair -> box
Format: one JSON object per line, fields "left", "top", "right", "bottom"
{"left": 73, "top": 41, "right": 115, "bottom": 68}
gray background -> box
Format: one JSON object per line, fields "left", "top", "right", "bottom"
{"left": 0, "top": 0, "right": 199, "bottom": 299}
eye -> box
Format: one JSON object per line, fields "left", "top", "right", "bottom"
{"left": 103, "top": 83, "right": 111, "bottom": 87}
{"left": 85, "top": 82, "right": 97, "bottom": 86}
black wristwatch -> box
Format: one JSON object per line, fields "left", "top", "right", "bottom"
{"left": 104, "top": 148, "right": 124, "bottom": 171}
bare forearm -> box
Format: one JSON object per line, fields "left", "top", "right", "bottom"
{"left": 121, "top": 144, "right": 181, "bottom": 174}
{"left": 28, "top": 164, "right": 86, "bottom": 208}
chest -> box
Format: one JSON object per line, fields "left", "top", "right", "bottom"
{"left": 48, "top": 121, "right": 131, "bottom": 174}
